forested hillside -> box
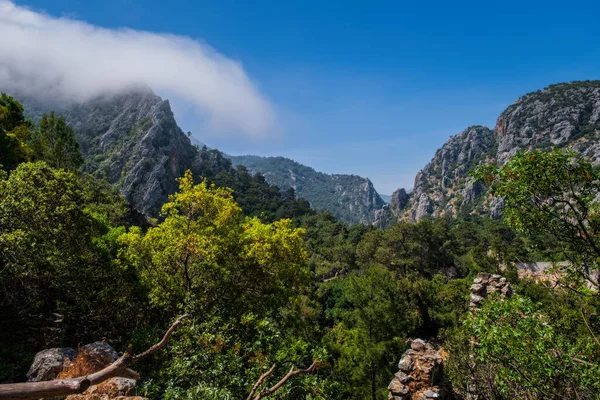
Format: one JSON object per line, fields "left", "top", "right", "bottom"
{"left": 3, "top": 83, "right": 600, "bottom": 400}
{"left": 228, "top": 154, "right": 385, "bottom": 225}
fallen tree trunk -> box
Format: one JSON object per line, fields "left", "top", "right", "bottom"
{"left": 0, "top": 314, "right": 190, "bottom": 400}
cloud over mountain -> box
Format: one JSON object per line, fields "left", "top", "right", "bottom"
{"left": 0, "top": 1, "right": 276, "bottom": 137}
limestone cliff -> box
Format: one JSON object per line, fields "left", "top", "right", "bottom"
{"left": 392, "top": 80, "right": 600, "bottom": 222}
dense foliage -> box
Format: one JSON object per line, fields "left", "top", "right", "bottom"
{"left": 3, "top": 94, "right": 600, "bottom": 399}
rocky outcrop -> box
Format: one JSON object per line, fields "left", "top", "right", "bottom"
{"left": 26, "top": 347, "right": 76, "bottom": 382}
{"left": 26, "top": 342, "right": 144, "bottom": 399}
{"left": 390, "top": 188, "right": 411, "bottom": 216}
{"left": 406, "top": 126, "right": 496, "bottom": 222}
{"left": 228, "top": 155, "right": 386, "bottom": 225}
{"left": 388, "top": 339, "right": 455, "bottom": 400}
{"left": 391, "top": 81, "right": 600, "bottom": 222}
{"left": 469, "top": 272, "right": 513, "bottom": 311}
{"left": 495, "top": 81, "right": 600, "bottom": 164}
{"left": 17, "top": 86, "right": 198, "bottom": 217}
{"left": 63, "top": 88, "right": 197, "bottom": 217}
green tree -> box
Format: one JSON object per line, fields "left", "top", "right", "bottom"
{"left": 446, "top": 295, "right": 600, "bottom": 399}
{"left": 0, "top": 93, "right": 33, "bottom": 170}
{"left": 119, "top": 169, "right": 308, "bottom": 317}
{"left": 32, "top": 112, "right": 83, "bottom": 171}
{"left": 475, "top": 149, "right": 600, "bottom": 291}
{"left": 0, "top": 162, "right": 146, "bottom": 381}
{"left": 326, "top": 265, "right": 418, "bottom": 400}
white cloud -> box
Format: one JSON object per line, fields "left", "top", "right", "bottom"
{"left": 0, "top": 1, "right": 277, "bottom": 137}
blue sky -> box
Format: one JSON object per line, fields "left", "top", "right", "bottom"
{"left": 14, "top": 0, "right": 600, "bottom": 194}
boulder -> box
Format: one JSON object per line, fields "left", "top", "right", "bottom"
{"left": 80, "top": 342, "right": 119, "bottom": 365}
{"left": 26, "top": 347, "right": 76, "bottom": 381}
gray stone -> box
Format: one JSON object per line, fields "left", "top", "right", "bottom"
{"left": 470, "top": 283, "right": 485, "bottom": 294}
{"left": 398, "top": 354, "right": 414, "bottom": 372}
{"left": 470, "top": 293, "right": 484, "bottom": 304}
{"left": 423, "top": 389, "right": 441, "bottom": 398}
{"left": 80, "top": 341, "right": 119, "bottom": 365}
{"left": 501, "top": 284, "right": 513, "bottom": 297}
{"left": 26, "top": 347, "right": 76, "bottom": 382}
{"left": 388, "top": 378, "right": 409, "bottom": 395}
{"left": 411, "top": 338, "right": 427, "bottom": 351}
{"left": 394, "top": 370, "right": 411, "bottom": 383}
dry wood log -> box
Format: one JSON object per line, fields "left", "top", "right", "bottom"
{"left": 0, "top": 314, "right": 190, "bottom": 400}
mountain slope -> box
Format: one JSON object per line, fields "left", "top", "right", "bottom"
{"left": 12, "top": 87, "right": 313, "bottom": 221}
{"left": 228, "top": 155, "right": 385, "bottom": 225}
{"left": 20, "top": 87, "right": 197, "bottom": 216}
{"left": 388, "top": 80, "right": 600, "bottom": 223}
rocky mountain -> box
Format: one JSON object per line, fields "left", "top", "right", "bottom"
{"left": 384, "top": 80, "right": 600, "bottom": 224}
{"left": 227, "top": 155, "right": 385, "bottom": 225}
{"left": 18, "top": 86, "right": 197, "bottom": 216}
{"left": 11, "top": 86, "right": 313, "bottom": 220}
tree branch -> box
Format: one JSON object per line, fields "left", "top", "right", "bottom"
{"left": 132, "top": 313, "right": 190, "bottom": 361}
{"left": 0, "top": 314, "right": 190, "bottom": 399}
{"left": 247, "top": 364, "right": 276, "bottom": 400}
{"left": 253, "top": 362, "right": 318, "bottom": 400}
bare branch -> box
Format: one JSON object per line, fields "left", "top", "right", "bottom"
{"left": 253, "top": 362, "right": 318, "bottom": 400}
{"left": 247, "top": 364, "right": 276, "bottom": 400}
{"left": 132, "top": 313, "right": 191, "bottom": 361}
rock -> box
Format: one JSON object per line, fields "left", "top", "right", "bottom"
{"left": 387, "top": 81, "right": 600, "bottom": 223}
{"left": 423, "top": 389, "right": 442, "bottom": 398}
{"left": 26, "top": 347, "right": 76, "bottom": 381}
{"left": 388, "top": 379, "right": 409, "bottom": 395}
{"left": 501, "top": 284, "right": 513, "bottom": 296}
{"left": 470, "top": 293, "right": 485, "bottom": 304}
{"left": 394, "top": 371, "right": 411, "bottom": 383}
{"left": 389, "top": 188, "right": 410, "bottom": 216}
{"left": 411, "top": 338, "right": 427, "bottom": 351}
{"left": 66, "top": 377, "right": 139, "bottom": 399}
{"left": 490, "top": 196, "right": 505, "bottom": 219}
{"left": 388, "top": 339, "right": 453, "bottom": 399}
{"left": 477, "top": 272, "right": 491, "bottom": 282}
{"left": 80, "top": 342, "right": 119, "bottom": 365}
{"left": 398, "top": 354, "right": 414, "bottom": 372}
{"left": 470, "top": 272, "right": 513, "bottom": 311}
{"left": 470, "top": 283, "right": 485, "bottom": 294}
{"left": 373, "top": 205, "right": 395, "bottom": 229}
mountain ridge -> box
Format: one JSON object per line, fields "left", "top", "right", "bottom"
{"left": 380, "top": 80, "right": 600, "bottom": 225}
{"left": 227, "top": 154, "right": 385, "bottom": 225}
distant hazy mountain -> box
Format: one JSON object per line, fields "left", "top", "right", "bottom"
{"left": 380, "top": 194, "right": 391, "bottom": 203}
{"left": 381, "top": 80, "right": 600, "bottom": 225}
{"left": 227, "top": 155, "right": 385, "bottom": 225}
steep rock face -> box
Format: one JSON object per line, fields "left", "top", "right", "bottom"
{"left": 396, "top": 81, "right": 600, "bottom": 222}
{"left": 390, "top": 188, "right": 410, "bottom": 216}
{"left": 62, "top": 88, "right": 197, "bottom": 216}
{"left": 374, "top": 188, "right": 412, "bottom": 228}
{"left": 19, "top": 87, "right": 197, "bottom": 217}
{"left": 495, "top": 81, "right": 600, "bottom": 164}
{"left": 407, "top": 126, "right": 496, "bottom": 221}
{"left": 228, "top": 155, "right": 385, "bottom": 225}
